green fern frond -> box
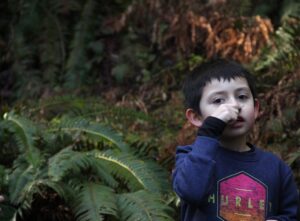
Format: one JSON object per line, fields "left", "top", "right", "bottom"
{"left": 117, "top": 190, "right": 174, "bottom": 221}
{"left": 9, "top": 175, "right": 66, "bottom": 219}
{"left": 8, "top": 165, "right": 48, "bottom": 210}
{"left": 72, "top": 182, "right": 117, "bottom": 221}
{"left": 48, "top": 147, "right": 91, "bottom": 182}
{"left": 52, "top": 117, "right": 129, "bottom": 151}
{"left": 254, "top": 24, "right": 299, "bottom": 72}
{"left": 91, "top": 150, "right": 171, "bottom": 194}
{"left": 48, "top": 148, "right": 118, "bottom": 190}
{"left": 91, "top": 159, "right": 119, "bottom": 188}
{"left": 254, "top": 2, "right": 300, "bottom": 72}
{"left": 3, "top": 112, "right": 41, "bottom": 168}
{"left": 49, "top": 147, "right": 170, "bottom": 194}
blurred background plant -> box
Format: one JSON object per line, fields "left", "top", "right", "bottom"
{"left": 0, "top": 0, "right": 299, "bottom": 220}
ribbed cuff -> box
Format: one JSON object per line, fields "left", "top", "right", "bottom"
{"left": 197, "top": 116, "right": 226, "bottom": 139}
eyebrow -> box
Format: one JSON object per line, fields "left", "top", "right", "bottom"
{"left": 235, "top": 87, "right": 251, "bottom": 93}
{"left": 207, "top": 87, "right": 251, "bottom": 97}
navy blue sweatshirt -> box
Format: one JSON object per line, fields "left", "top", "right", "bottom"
{"left": 173, "top": 117, "right": 299, "bottom": 221}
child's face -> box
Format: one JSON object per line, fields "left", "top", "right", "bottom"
{"left": 199, "top": 77, "right": 259, "bottom": 139}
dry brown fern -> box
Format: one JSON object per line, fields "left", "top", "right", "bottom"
{"left": 105, "top": 0, "right": 274, "bottom": 63}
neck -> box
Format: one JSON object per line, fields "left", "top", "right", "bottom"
{"left": 220, "top": 136, "right": 250, "bottom": 152}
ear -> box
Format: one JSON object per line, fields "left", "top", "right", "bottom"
{"left": 254, "top": 99, "right": 260, "bottom": 119}
{"left": 185, "top": 108, "right": 203, "bottom": 127}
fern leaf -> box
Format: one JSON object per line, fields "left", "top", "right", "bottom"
{"left": 8, "top": 164, "right": 36, "bottom": 205}
{"left": 117, "top": 190, "right": 174, "bottom": 221}
{"left": 53, "top": 117, "right": 129, "bottom": 151}
{"left": 48, "top": 147, "right": 91, "bottom": 182}
{"left": 9, "top": 165, "right": 52, "bottom": 212}
{"left": 92, "top": 159, "right": 119, "bottom": 188}
{"left": 91, "top": 150, "right": 171, "bottom": 194}
{"left": 49, "top": 148, "right": 170, "bottom": 194}
{"left": 48, "top": 147, "right": 119, "bottom": 189}
{"left": 3, "top": 112, "right": 41, "bottom": 168}
{"left": 254, "top": 2, "right": 300, "bottom": 72}
{"left": 72, "top": 182, "right": 118, "bottom": 221}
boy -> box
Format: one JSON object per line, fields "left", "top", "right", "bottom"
{"left": 172, "top": 59, "right": 299, "bottom": 221}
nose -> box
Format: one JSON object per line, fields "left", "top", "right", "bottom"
{"left": 228, "top": 97, "right": 241, "bottom": 111}
{"left": 228, "top": 97, "right": 239, "bottom": 106}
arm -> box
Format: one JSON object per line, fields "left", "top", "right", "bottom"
{"left": 172, "top": 117, "right": 226, "bottom": 205}
{"left": 266, "top": 167, "right": 299, "bottom": 221}
{"left": 173, "top": 104, "right": 239, "bottom": 205}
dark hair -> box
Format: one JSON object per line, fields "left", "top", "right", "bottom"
{"left": 182, "top": 59, "right": 257, "bottom": 114}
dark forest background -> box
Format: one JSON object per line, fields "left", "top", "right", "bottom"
{"left": 0, "top": 0, "right": 299, "bottom": 220}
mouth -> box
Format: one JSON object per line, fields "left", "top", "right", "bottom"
{"left": 236, "top": 117, "right": 244, "bottom": 122}
{"left": 228, "top": 117, "right": 245, "bottom": 128}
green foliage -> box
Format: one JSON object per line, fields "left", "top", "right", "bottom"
{"left": 0, "top": 111, "right": 174, "bottom": 220}
{"left": 253, "top": 0, "right": 300, "bottom": 73}
{"left": 3, "top": 113, "right": 42, "bottom": 169}
{"left": 52, "top": 117, "right": 129, "bottom": 151}
{"left": 72, "top": 183, "right": 117, "bottom": 221}
{"left": 1, "top": 0, "right": 300, "bottom": 218}
{"left": 65, "top": 0, "right": 98, "bottom": 89}
{"left": 117, "top": 190, "right": 174, "bottom": 221}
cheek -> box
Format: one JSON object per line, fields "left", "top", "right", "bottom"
{"left": 200, "top": 106, "right": 214, "bottom": 119}
{"left": 244, "top": 106, "right": 256, "bottom": 123}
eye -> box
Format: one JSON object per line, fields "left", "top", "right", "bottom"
{"left": 238, "top": 94, "right": 248, "bottom": 100}
{"left": 212, "top": 98, "right": 225, "bottom": 104}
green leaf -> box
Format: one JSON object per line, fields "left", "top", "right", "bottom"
{"left": 48, "top": 147, "right": 91, "bottom": 182}
{"left": 3, "top": 112, "right": 41, "bottom": 169}
{"left": 52, "top": 117, "right": 129, "bottom": 151}
{"left": 117, "top": 190, "right": 174, "bottom": 221}
{"left": 91, "top": 150, "right": 171, "bottom": 194}
{"left": 72, "top": 183, "right": 117, "bottom": 221}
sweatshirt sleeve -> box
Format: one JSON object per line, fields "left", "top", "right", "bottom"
{"left": 172, "top": 117, "right": 226, "bottom": 205}
{"left": 267, "top": 165, "right": 299, "bottom": 221}
{"left": 172, "top": 136, "right": 219, "bottom": 206}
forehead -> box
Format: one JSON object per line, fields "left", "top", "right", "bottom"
{"left": 202, "top": 77, "right": 250, "bottom": 96}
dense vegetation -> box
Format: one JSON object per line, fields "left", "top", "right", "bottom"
{"left": 0, "top": 0, "right": 299, "bottom": 220}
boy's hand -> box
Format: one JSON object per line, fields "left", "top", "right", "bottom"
{"left": 210, "top": 104, "right": 240, "bottom": 124}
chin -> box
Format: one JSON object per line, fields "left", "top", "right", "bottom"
{"left": 222, "top": 127, "right": 250, "bottom": 139}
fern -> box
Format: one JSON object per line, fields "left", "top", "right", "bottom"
{"left": 254, "top": 1, "right": 300, "bottom": 72}
{"left": 3, "top": 112, "right": 41, "bottom": 169}
{"left": 72, "top": 183, "right": 118, "bottom": 221}
{"left": 2, "top": 112, "right": 175, "bottom": 220}
{"left": 51, "top": 116, "right": 129, "bottom": 151}
{"left": 48, "top": 147, "right": 91, "bottom": 182}
{"left": 117, "top": 190, "right": 174, "bottom": 221}
{"left": 91, "top": 150, "right": 171, "bottom": 194}
{"left": 8, "top": 162, "right": 54, "bottom": 219}
{"left": 49, "top": 148, "right": 170, "bottom": 194}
